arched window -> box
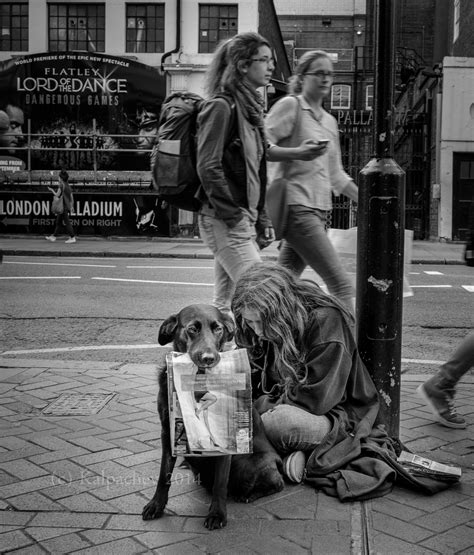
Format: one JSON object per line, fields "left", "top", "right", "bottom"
{"left": 331, "top": 84, "right": 351, "bottom": 109}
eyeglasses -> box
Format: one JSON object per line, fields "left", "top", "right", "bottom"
{"left": 250, "top": 57, "right": 275, "bottom": 66}
{"left": 305, "top": 70, "right": 334, "bottom": 78}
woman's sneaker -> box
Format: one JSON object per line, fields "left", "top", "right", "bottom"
{"left": 282, "top": 451, "right": 306, "bottom": 483}
{"left": 65, "top": 237, "right": 76, "bottom": 244}
{"left": 45, "top": 235, "right": 56, "bottom": 242}
{"left": 417, "top": 382, "right": 466, "bottom": 429}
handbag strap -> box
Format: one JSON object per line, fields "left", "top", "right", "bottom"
{"left": 287, "top": 95, "right": 302, "bottom": 147}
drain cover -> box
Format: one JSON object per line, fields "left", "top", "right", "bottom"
{"left": 42, "top": 393, "right": 116, "bottom": 415}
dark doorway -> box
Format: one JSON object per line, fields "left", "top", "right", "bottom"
{"left": 452, "top": 153, "right": 474, "bottom": 241}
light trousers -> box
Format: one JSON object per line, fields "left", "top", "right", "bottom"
{"left": 198, "top": 214, "right": 261, "bottom": 314}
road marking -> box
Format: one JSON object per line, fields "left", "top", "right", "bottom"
{"left": 410, "top": 285, "right": 452, "bottom": 288}
{"left": 3, "top": 261, "right": 116, "bottom": 268}
{"left": 91, "top": 277, "right": 213, "bottom": 286}
{"left": 126, "top": 265, "right": 213, "bottom": 269}
{"left": 462, "top": 285, "right": 474, "bottom": 292}
{"left": 0, "top": 276, "right": 81, "bottom": 280}
{"left": 1, "top": 344, "right": 164, "bottom": 355}
{"left": 424, "top": 270, "right": 443, "bottom": 275}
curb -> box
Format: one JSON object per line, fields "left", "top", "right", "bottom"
{"left": 0, "top": 248, "right": 464, "bottom": 264}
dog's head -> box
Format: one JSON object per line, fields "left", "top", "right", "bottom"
{"left": 158, "top": 304, "right": 235, "bottom": 368}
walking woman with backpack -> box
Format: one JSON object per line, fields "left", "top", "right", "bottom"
{"left": 196, "top": 32, "right": 321, "bottom": 315}
{"left": 46, "top": 169, "right": 77, "bottom": 244}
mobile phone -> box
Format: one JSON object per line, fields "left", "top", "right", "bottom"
{"left": 317, "top": 140, "right": 329, "bottom": 146}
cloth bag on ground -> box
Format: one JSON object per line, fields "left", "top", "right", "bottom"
{"left": 51, "top": 195, "right": 64, "bottom": 216}
{"left": 265, "top": 96, "right": 302, "bottom": 240}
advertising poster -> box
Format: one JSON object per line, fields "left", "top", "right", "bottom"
{"left": 0, "top": 190, "right": 171, "bottom": 236}
{"left": 0, "top": 51, "right": 166, "bottom": 172}
{"left": 166, "top": 350, "right": 253, "bottom": 457}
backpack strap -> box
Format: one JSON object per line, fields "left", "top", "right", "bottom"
{"left": 212, "top": 93, "right": 237, "bottom": 147}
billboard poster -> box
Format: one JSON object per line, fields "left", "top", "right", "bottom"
{"left": 0, "top": 191, "right": 171, "bottom": 236}
{"left": 0, "top": 52, "right": 166, "bottom": 172}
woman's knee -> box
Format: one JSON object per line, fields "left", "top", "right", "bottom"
{"left": 261, "top": 404, "right": 330, "bottom": 454}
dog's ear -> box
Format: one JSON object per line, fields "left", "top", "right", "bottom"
{"left": 158, "top": 314, "right": 179, "bottom": 345}
{"left": 222, "top": 313, "right": 235, "bottom": 342}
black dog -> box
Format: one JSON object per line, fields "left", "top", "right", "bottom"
{"left": 142, "top": 304, "right": 283, "bottom": 530}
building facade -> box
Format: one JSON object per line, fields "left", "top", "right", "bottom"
{"left": 275, "top": 0, "right": 474, "bottom": 241}
{"left": 393, "top": 0, "right": 474, "bottom": 241}
{"left": 274, "top": 0, "right": 374, "bottom": 230}
{"left": 0, "top": 0, "right": 290, "bottom": 237}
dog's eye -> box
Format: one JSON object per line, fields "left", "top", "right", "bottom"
{"left": 187, "top": 325, "right": 198, "bottom": 335}
{"left": 213, "top": 324, "right": 224, "bottom": 335}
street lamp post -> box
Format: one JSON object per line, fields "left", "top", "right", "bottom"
{"left": 356, "top": 0, "right": 406, "bottom": 438}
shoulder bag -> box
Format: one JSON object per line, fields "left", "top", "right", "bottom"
{"left": 51, "top": 194, "right": 64, "bottom": 216}
{"left": 265, "top": 96, "right": 302, "bottom": 240}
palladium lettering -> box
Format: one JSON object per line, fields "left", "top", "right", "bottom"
{"left": 0, "top": 200, "right": 122, "bottom": 217}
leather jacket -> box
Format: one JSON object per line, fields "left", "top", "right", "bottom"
{"left": 196, "top": 95, "right": 271, "bottom": 230}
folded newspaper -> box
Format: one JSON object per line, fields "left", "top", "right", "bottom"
{"left": 167, "top": 348, "right": 253, "bottom": 456}
{"left": 397, "top": 451, "right": 462, "bottom": 483}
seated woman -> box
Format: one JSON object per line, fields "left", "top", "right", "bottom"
{"left": 231, "top": 261, "right": 381, "bottom": 484}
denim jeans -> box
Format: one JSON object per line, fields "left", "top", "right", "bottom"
{"left": 198, "top": 214, "right": 261, "bottom": 314}
{"left": 261, "top": 404, "right": 331, "bottom": 455}
{"left": 279, "top": 205, "right": 354, "bottom": 312}
{"left": 437, "top": 332, "right": 474, "bottom": 385}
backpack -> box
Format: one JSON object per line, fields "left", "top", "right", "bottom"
{"left": 151, "top": 92, "right": 234, "bottom": 212}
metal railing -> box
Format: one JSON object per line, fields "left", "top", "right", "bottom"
{"left": 0, "top": 118, "right": 154, "bottom": 187}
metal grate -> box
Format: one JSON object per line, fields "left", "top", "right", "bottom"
{"left": 42, "top": 393, "right": 116, "bottom": 416}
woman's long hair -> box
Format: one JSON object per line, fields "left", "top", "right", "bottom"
{"left": 288, "top": 50, "right": 332, "bottom": 95}
{"left": 204, "top": 32, "right": 271, "bottom": 96}
{"left": 231, "top": 262, "right": 353, "bottom": 387}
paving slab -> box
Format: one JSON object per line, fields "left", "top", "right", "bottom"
{"left": 0, "top": 360, "right": 472, "bottom": 554}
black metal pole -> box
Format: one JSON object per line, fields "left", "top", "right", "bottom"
{"left": 356, "top": 0, "right": 406, "bottom": 438}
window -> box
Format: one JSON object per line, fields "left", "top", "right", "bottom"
{"left": 331, "top": 84, "right": 351, "bottom": 109}
{"left": 48, "top": 3, "right": 105, "bottom": 52}
{"left": 126, "top": 4, "right": 164, "bottom": 53}
{"left": 0, "top": 3, "right": 28, "bottom": 51}
{"left": 365, "top": 84, "right": 373, "bottom": 110}
{"left": 453, "top": 0, "right": 460, "bottom": 42}
{"left": 199, "top": 4, "right": 238, "bottom": 53}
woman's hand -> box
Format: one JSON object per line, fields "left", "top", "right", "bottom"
{"left": 267, "top": 140, "right": 328, "bottom": 162}
{"left": 256, "top": 226, "right": 276, "bottom": 250}
{"left": 296, "top": 139, "right": 328, "bottom": 160}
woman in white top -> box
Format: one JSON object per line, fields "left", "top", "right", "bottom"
{"left": 265, "top": 50, "right": 358, "bottom": 314}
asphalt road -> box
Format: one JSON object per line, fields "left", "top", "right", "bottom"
{"left": 1, "top": 255, "right": 472, "bottom": 373}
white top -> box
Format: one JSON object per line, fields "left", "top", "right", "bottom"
{"left": 265, "top": 94, "right": 351, "bottom": 211}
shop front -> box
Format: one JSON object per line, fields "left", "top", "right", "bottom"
{"left": 0, "top": 51, "right": 174, "bottom": 236}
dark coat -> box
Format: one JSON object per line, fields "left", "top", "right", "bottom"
{"left": 196, "top": 96, "right": 271, "bottom": 230}
{"left": 254, "top": 306, "right": 455, "bottom": 499}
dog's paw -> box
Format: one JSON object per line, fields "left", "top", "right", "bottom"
{"left": 142, "top": 500, "right": 165, "bottom": 520}
{"left": 204, "top": 509, "right": 227, "bottom": 530}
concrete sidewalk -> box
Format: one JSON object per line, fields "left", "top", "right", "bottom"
{"left": 0, "top": 234, "right": 468, "bottom": 265}
{"left": 0, "top": 357, "right": 473, "bottom": 554}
